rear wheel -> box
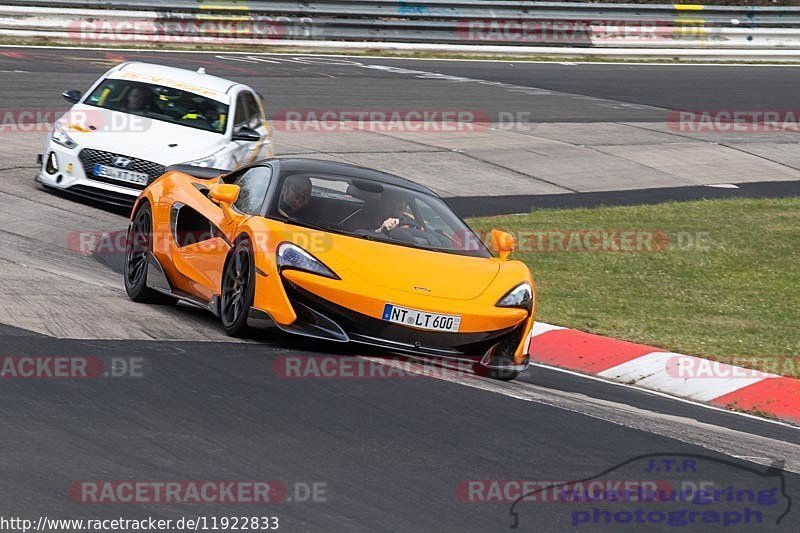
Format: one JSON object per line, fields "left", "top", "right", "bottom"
{"left": 123, "top": 203, "right": 176, "bottom": 305}
{"left": 220, "top": 238, "right": 256, "bottom": 337}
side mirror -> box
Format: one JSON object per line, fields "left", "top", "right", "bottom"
{"left": 62, "top": 90, "right": 82, "bottom": 104}
{"left": 232, "top": 127, "right": 261, "bottom": 142}
{"left": 209, "top": 183, "right": 240, "bottom": 205}
{"left": 490, "top": 229, "right": 516, "bottom": 261}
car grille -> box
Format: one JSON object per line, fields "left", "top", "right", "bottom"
{"left": 78, "top": 149, "right": 166, "bottom": 190}
{"left": 282, "top": 280, "right": 519, "bottom": 358}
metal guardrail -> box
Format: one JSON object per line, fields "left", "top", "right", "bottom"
{"left": 2, "top": 1, "right": 800, "bottom": 52}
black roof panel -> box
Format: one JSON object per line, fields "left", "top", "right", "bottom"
{"left": 259, "top": 158, "right": 439, "bottom": 197}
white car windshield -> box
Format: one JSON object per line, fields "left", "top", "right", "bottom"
{"left": 84, "top": 79, "right": 229, "bottom": 134}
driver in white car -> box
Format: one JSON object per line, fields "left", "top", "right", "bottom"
{"left": 122, "top": 86, "right": 156, "bottom": 113}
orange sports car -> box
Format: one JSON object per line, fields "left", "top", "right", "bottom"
{"left": 124, "top": 158, "right": 536, "bottom": 380}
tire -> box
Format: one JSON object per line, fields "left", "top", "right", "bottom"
{"left": 123, "top": 202, "right": 176, "bottom": 305}
{"left": 220, "top": 238, "right": 256, "bottom": 337}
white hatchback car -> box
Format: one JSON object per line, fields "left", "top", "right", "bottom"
{"left": 36, "top": 61, "right": 271, "bottom": 206}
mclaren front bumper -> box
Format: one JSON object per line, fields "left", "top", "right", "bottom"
{"left": 264, "top": 278, "right": 531, "bottom": 373}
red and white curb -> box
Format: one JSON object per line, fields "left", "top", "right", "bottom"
{"left": 528, "top": 322, "right": 800, "bottom": 425}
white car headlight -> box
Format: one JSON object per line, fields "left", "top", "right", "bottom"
{"left": 496, "top": 282, "right": 533, "bottom": 311}
{"left": 183, "top": 147, "right": 226, "bottom": 168}
{"left": 276, "top": 242, "right": 339, "bottom": 280}
{"left": 51, "top": 122, "right": 77, "bottom": 149}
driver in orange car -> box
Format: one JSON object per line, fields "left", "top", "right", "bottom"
{"left": 345, "top": 189, "right": 409, "bottom": 235}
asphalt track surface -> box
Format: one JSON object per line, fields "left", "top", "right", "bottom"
{"left": 1, "top": 47, "right": 799, "bottom": 531}
{"left": 2, "top": 47, "right": 800, "bottom": 122}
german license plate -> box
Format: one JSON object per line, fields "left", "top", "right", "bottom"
{"left": 382, "top": 304, "right": 461, "bottom": 332}
{"left": 93, "top": 163, "right": 148, "bottom": 186}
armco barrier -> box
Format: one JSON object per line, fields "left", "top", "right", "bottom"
{"left": 2, "top": 1, "right": 800, "bottom": 54}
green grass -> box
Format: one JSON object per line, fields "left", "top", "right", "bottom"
{"left": 468, "top": 198, "right": 800, "bottom": 376}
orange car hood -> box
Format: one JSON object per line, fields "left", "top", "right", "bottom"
{"left": 315, "top": 231, "right": 501, "bottom": 300}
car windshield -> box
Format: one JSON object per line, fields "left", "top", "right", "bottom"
{"left": 270, "top": 173, "right": 491, "bottom": 258}
{"left": 84, "top": 79, "right": 229, "bottom": 134}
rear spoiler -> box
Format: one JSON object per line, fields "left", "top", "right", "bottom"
{"left": 166, "top": 164, "right": 228, "bottom": 179}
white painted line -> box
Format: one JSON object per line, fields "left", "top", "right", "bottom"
{"left": 706, "top": 183, "right": 740, "bottom": 188}
{"left": 363, "top": 356, "right": 800, "bottom": 473}
{"left": 211, "top": 55, "right": 260, "bottom": 63}
{"left": 5, "top": 44, "right": 800, "bottom": 67}
{"left": 532, "top": 362, "right": 799, "bottom": 429}
{"left": 243, "top": 56, "right": 289, "bottom": 64}
{"left": 597, "top": 352, "right": 770, "bottom": 402}
{"left": 531, "top": 322, "right": 566, "bottom": 337}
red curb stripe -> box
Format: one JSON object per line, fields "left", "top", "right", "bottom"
{"left": 709, "top": 377, "right": 800, "bottom": 424}
{"left": 530, "top": 329, "right": 658, "bottom": 374}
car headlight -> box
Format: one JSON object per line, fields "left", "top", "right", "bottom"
{"left": 496, "top": 282, "right": 533, "bottom": 312}
{"left": 276, "top": 242, "right": 339, "bottom": 280}
{"left": 183, "top": 147, "right": 226, "bottom": 168}
{"left": 51, "top": 122, "right": 77, "bottom": 149}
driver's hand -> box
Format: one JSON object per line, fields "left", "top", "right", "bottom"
{"left": 378, "top": 218, "right": 400, "bottom": 233}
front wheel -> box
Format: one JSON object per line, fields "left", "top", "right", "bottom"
{"left": 220, "top": 238, "right": 256, "bottom": 337}
{"left": 124, "top": 203, "right": 176, "bottom": 305}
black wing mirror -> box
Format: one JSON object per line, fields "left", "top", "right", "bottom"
{"left": 232, "top": 127, "right": 261, "bottom": 142}
{"left": 62, "top": 90, "right": 82, "bottom": 104}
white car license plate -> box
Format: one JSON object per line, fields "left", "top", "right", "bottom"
{"left": 93, "top": 164, "right": 149, "bottom": 186}
{"left": 382, "top": 304, "right": 462, "bottom": 333}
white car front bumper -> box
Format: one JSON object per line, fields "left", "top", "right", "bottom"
{"left": 35, "top": 138, "right": 165, "bottom": 207}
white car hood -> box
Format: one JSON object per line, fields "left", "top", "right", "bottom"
{"left": 61, "top": 105, "right": 226, "bottom": 165}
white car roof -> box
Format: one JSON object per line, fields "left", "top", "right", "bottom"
{"left": 106, "top": 62, "right": 242, "bottom": 103}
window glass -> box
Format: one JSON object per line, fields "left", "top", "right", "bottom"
{"left": 269, "top": 172, "right": 490, "bottom": 258}
{"left": 234, "top": 92, "right": 262, "bottom": 131}
{"left": 85, "top": 78, "right": 228, "bottom": 133}
{"left": 233, "top": 166, "right": 272, "bottom": 215}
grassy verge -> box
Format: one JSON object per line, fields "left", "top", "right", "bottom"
{"left": 468, "top": 198, "right": 800, "bottom": 377}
